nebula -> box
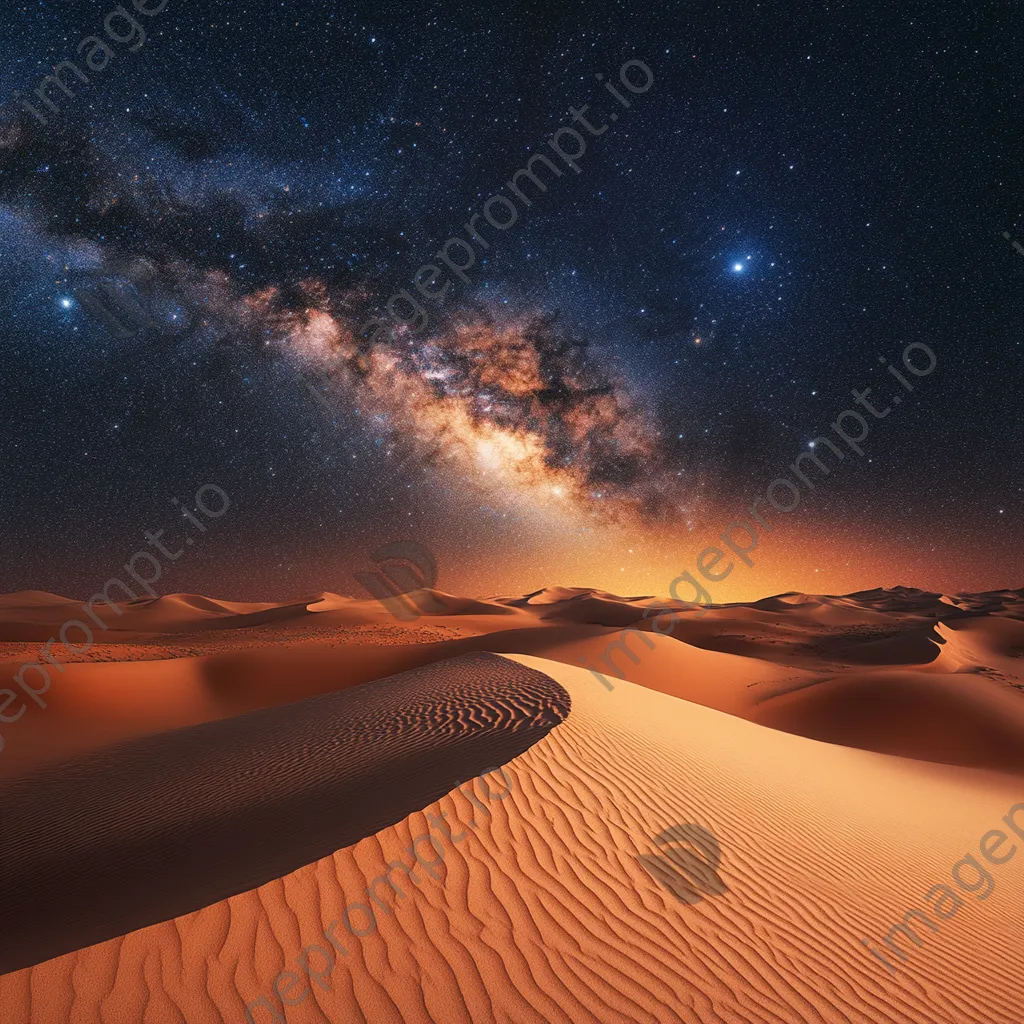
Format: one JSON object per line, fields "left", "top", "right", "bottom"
{"left": 0, "top": 111, "right": 698, "bottom": 532}
{"left": 270, "top": 296, "right": 692, "bottom": 525}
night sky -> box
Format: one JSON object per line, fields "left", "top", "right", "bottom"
{"left": 1, "top": 0, "right": 1022, "bottom": 602}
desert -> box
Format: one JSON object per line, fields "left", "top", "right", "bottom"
{"left": 3, "top": 3, "right": 1021, "bottom": 1020}
{"left": 1, "top": 584, "right": 1023, "bottom": 1022}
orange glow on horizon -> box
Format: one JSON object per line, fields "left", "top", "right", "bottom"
{"left": 432, "top": 509, "right": 1019, "bottom": 603}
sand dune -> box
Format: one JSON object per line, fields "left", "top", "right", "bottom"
{"left": 0, "top": 590, "right": 325, "bottom": 640}
{"left": 4, "top": 584, "right": 1020, "bottom": 639}
{"left": 399, "top": 588, "right": 521, "bottom": 616}
{"left": 2, "top": 585, "right": 1023, "bottom": 778}
{"left": 0, "top": 590, "right": 76, "bottom": 608}
{"left": 0, "top": 653, "right": 568, "bottom": 975}
{"left": 2, "top": 654, "right": 1023, "bottom": 1022}
{"left": 750, "top": 667, "right": 1024, "bottom": 773}
{"left": 0, "top": 623, "right": 813, "bottom": 777}
{"left": 1, "top": 585, "right": 1023, "bottom": 1021}
{"left": 525, "top": 585, "right": 645, "bottom": 604}
{"left": 534, "top": 594, "right": 656, "bottom": 626}
{"left": 932, "top": 616, "right": 1024, "bottom": 673}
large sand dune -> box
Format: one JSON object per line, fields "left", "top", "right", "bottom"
{"left": 0, "top": 586, "right": 1022, "bottom": 1021}
{"left": 0, "top": 653, "right": 568, "bottom": 975}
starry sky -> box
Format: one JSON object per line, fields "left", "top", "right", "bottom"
{"left": 1, "top": 0, "right": 1022, "bottom": 602}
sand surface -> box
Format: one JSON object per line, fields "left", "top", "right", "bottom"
{"left": 0, "top": 585, "right": 1022, "bottom": 1022}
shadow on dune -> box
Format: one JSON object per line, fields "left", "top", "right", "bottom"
{"left": 752, "top": 669, "right": 1024, "bottom": 774}
{"left": 0, "top": 653, "right": 569, "bottom": 975}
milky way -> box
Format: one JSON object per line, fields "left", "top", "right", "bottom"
{"left": 1, "top": 0, "right": 1021, "bottom": 600}
{"left": 1, "top": 106, "right": 691, "bottom": 531}
{"left": 280, "top": 302, "right": 687, "bottom": 523}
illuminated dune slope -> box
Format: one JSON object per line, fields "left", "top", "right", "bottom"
{"left": 2, "top": 654, "right": 1022, "bottom": 1023}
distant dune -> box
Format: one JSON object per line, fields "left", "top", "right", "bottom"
{"left": 0, "top": 585, "right": 1022, "bottom": 1021}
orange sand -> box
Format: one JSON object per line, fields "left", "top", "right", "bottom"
{"left": 0, "top": 585, "right": 1021, "bottom": 1022}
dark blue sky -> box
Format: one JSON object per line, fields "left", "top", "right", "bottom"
{"left": 1, "top": 0, "right": 1022, "bottom": 598}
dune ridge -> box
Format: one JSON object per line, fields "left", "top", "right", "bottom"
{"left": 0, "top": 652, "right": 569, "bottom": 975}
{"left": 0, "top": 585, "right": 1022, "bottom": 1021}
{"left": 2, "top": 654, "right": 1023, "bottom": 1022}
{"left": 1, "top": 585, "right": 1023, "bottom": 780}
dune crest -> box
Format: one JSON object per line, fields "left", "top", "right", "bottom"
{"left": 1, "top": 584, "right": 1023, "bottom": 779}
{"left": 0, "top": 653, "right": 569, "bottom": 975}
{"left": 0, "top": 583, "right": 1022, "bottom": 1021}
{"left": 3, "top": 655, "right": 1023, "bottom": 1022}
